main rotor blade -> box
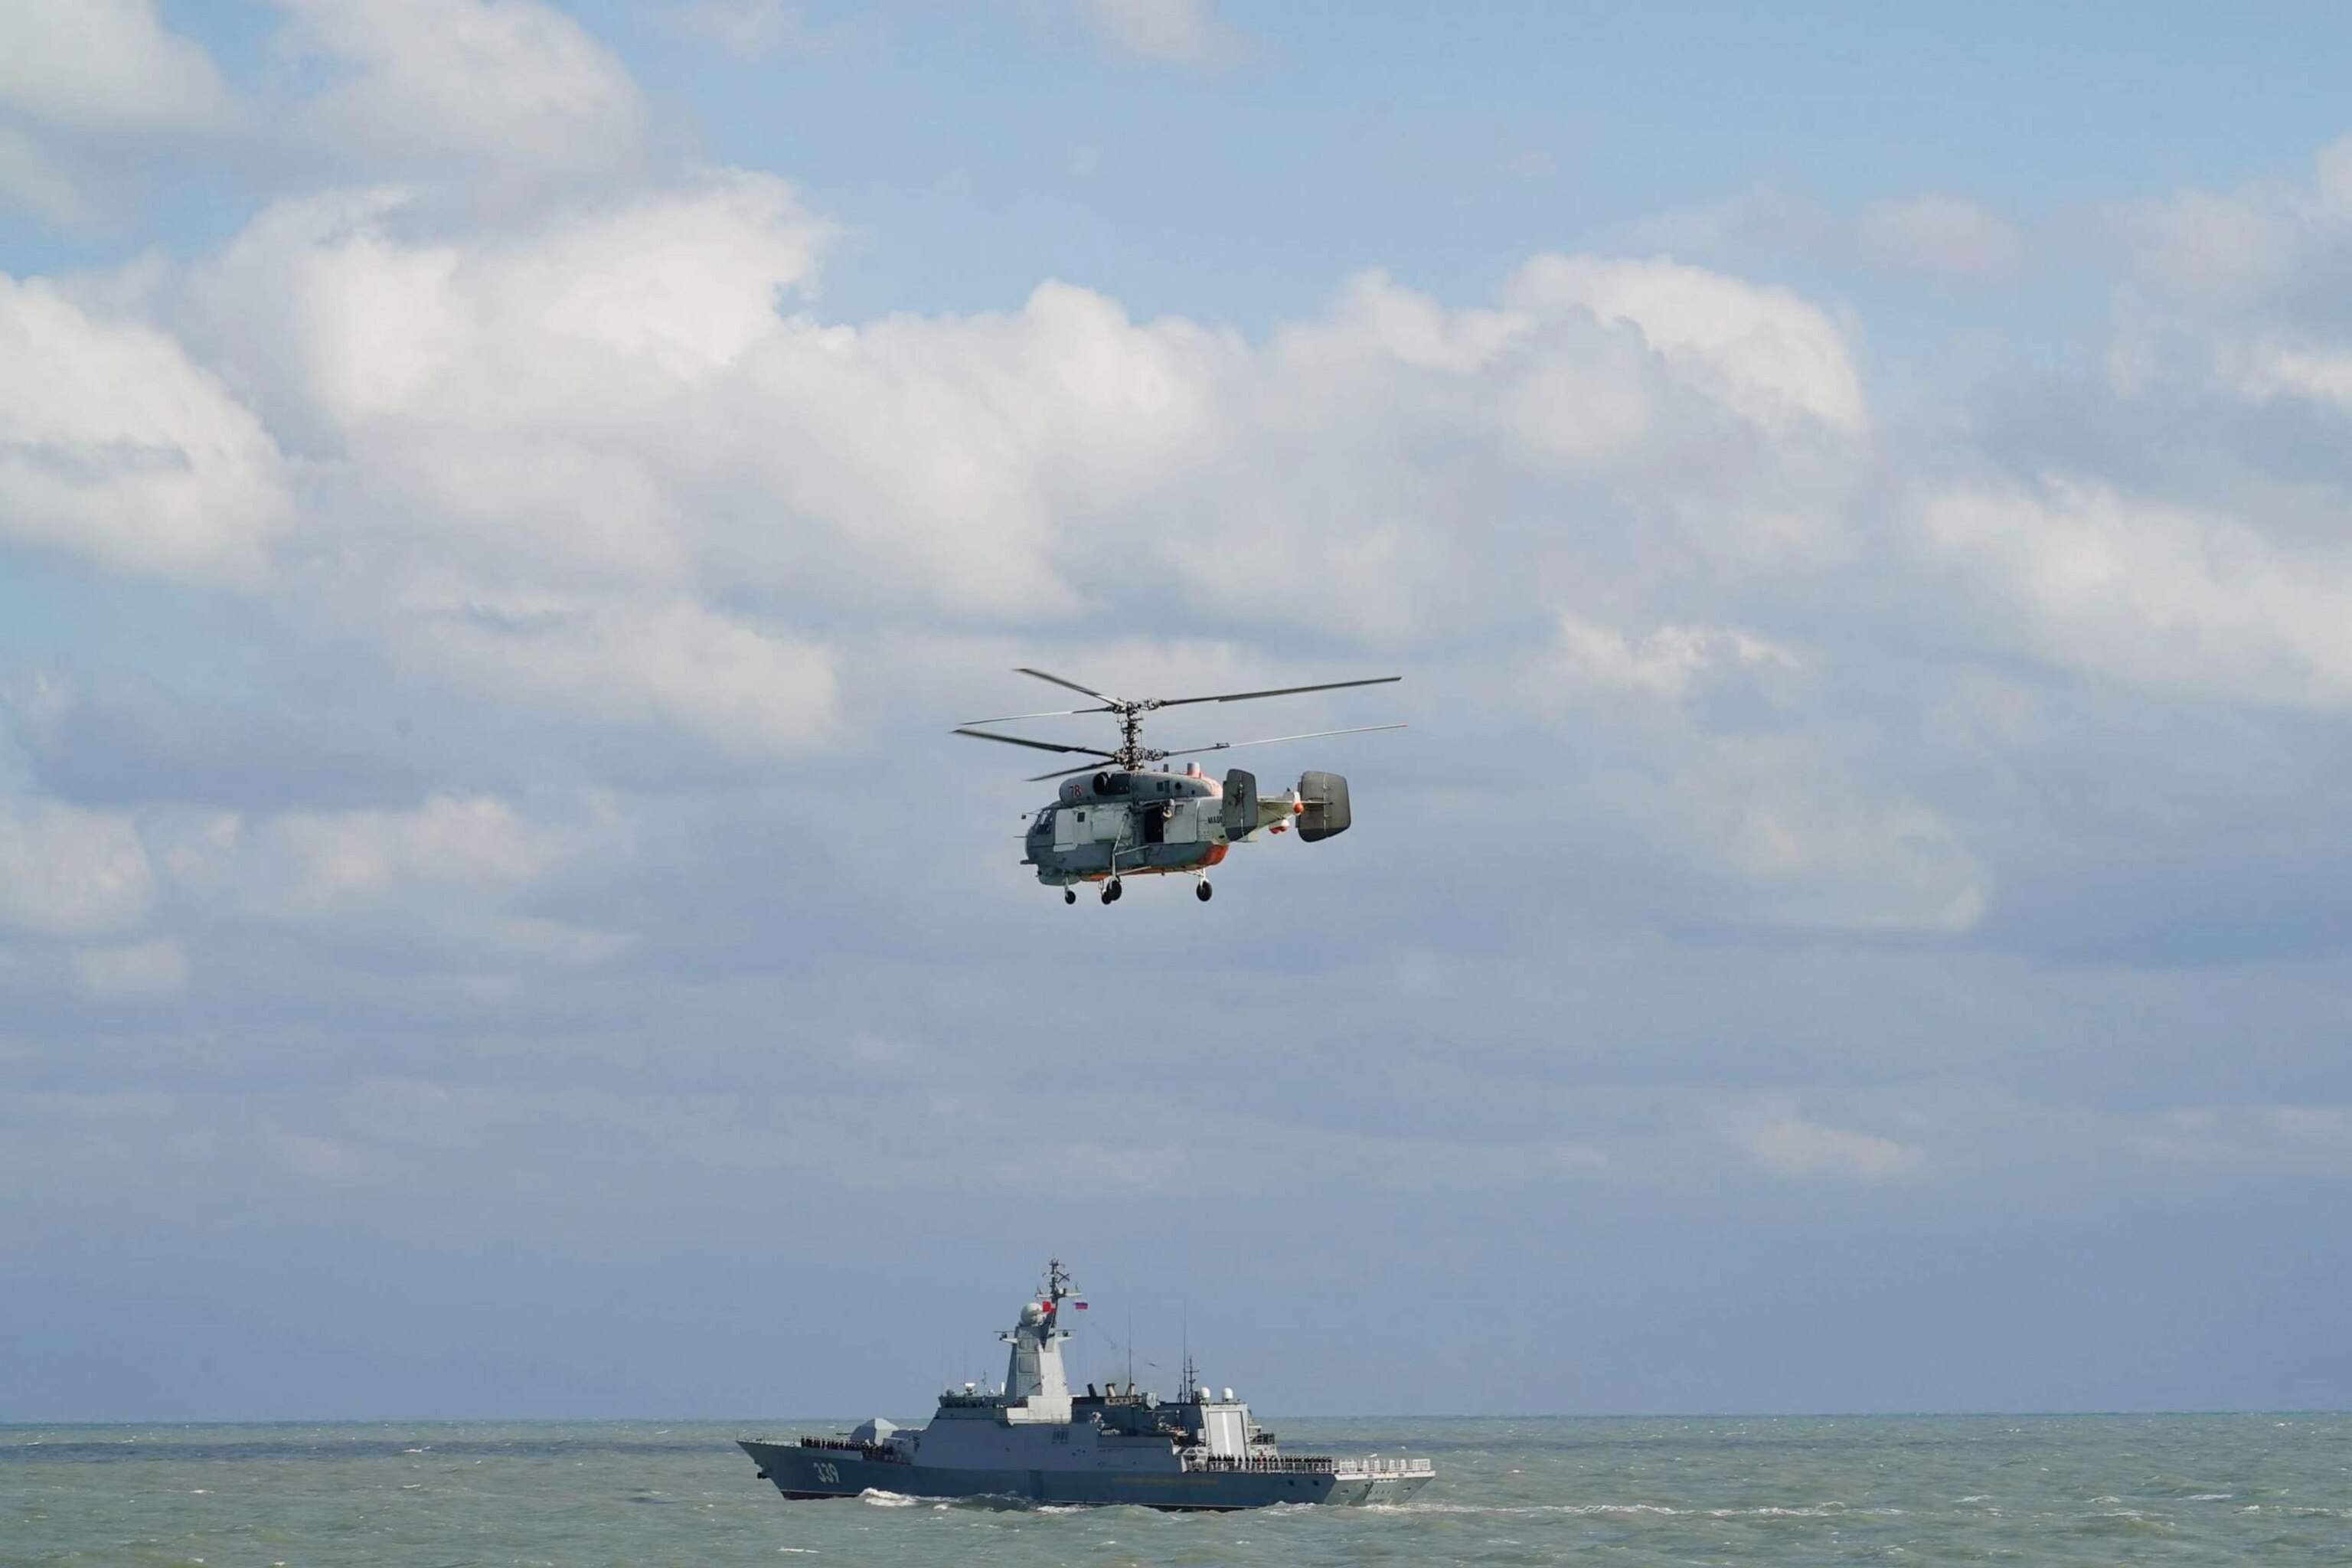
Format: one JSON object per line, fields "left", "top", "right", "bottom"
{"left": 1157, "top": 724, "right": 1406, "bottom": 759}
{"left": 952, "top": 727, "right": 1120, "bottom": 759}
{"left": 1150, "top": 675, "right": 1401, "bottom": 710}
{"left": 961, "top": 706, "right": 1117, "bottom": 724}
{"left": 1015, "top": 668, "right": 1118, "bottom": 702}
{"left": 1016, "top": 723, "right": 1406, "bottom": 780}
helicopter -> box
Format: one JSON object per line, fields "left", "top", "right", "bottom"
{"left": 954, "top": 668, "right": 1404, "bottom": 905}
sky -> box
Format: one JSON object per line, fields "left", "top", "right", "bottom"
{"left": 5, "top": 0, "right": 2352, "bottom": 1420}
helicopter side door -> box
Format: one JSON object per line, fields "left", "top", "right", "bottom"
{"left": 1053, "top": 805, "right": 1082, "bottom": 851}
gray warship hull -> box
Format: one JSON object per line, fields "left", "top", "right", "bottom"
{"left": 740, "top": 1439, "right": 1432, "bottom": 1510}
{"left": 740, "top": 1260, "right": 1434, "bottom": 1513}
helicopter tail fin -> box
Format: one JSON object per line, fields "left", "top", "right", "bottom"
{"left": 1220, "top": 769, "right": 1258, "bottom": 840}
{"left": 1297, "top": 771, "right": 1352, "bottom": 841}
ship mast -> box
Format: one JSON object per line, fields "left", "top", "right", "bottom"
{"left": 1179, "top": 1300, "right": 1194, "bottom": 1400}
{"left": 1001, "top": 1257, "right": 1076, "bottom": 1405}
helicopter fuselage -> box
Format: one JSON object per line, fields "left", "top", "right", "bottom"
{"left": 1021, "top": 766, "right": 1335, "bottom": 888}
{"left": 1023, "top": 766, "right": 1243, "bottom": 887}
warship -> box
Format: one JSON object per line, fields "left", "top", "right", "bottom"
{"left": 739, "top": 1260, "right": 1434, "bottom": 1509}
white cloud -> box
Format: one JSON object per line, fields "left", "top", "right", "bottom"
{"left": 0, "top": 0, "right": 235, "bottom": 224}
{"left": 0, "top": 797, "right": 155, "bottom": 937}
{"left": 275, "top": 0, "right": 652, "bottom": 180}
{"left": 1854, "top": 194, "right": 2024, "bottom": 282}
{"left": 165, "top": 192, "right": 1869, "bottom": 669}
{"left": 184, "top": 175, "right": 831, "bottom": 435}
{"left": 1502, "top": 255, "right": 1865, "bottom": 432}
{"left": 1515, "top": 615, "right": 1984, "bottom": 934}
{"left": 0, "top": 276, "right": 291, "bottom": 584}
{"left": 387, "top": 590, "right": 838, "bottom": 756}
{"left": 0, "top": 0, "right": 231, "bottom": 136}
{"left": 11, "top": 141, "right": 1916, "bottom": 944}
{"left": 1545, "top": 614, "right": 1803, "bottom": 701}
{"left": 0, "top": 127, "right": 99, "bottom": 226}
{"left": 160, "top": 794, "right": 601, "bottom": 916}
{"left": 1920, "top": 478, "right": 2352, "bottom": 709}
{"left": 162, "top": 178, "right": 844, "bottom": 753}
{"left": 1071, "top": 0, "right": 1244, "bottom": 67}
{"left": 2102, "top": 136, "right": 2352, "bottom": 406}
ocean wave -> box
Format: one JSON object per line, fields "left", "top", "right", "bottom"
{"left": 1364, "top": 1500, "right": 1888, "bottom": 1520}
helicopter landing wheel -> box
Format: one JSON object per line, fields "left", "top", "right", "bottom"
{"left": 1196, "top": 880, "right": 1214, "bottom": 903}
{"left": 1063, "top": 888, "right": 1076, "bottom": 905}
{"left": 1101, "top": 878, "right": 1122, "bottom": 905}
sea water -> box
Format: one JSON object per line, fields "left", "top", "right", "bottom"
{"left": 6, "top": 1416, "right": 2347, "bottom": 1565}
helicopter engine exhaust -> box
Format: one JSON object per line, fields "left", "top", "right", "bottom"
{"left": 1297, "top": 771, "right": 1351, "bottom": 841}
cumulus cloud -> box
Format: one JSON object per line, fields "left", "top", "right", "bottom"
{"left": 0, "top": 0, "right": 231, "bottom": 137}
{"left": 1514, "top": 614, "right": 1985, "bottom": 933}
{"left": 2102, "top": 136, "right": 2352, "bottom": 405}
{"left": 158, "top": 793, "right": 602, "bottom": 917}
{"left": 125, "top": 191, "right": 1873, "bottom": 768}
{"left": 16, "top": 175, "right": 1906, "bottom": 939}
{"left": 385, "top": 590, "right": 838, "bottom": 756}
{"left": 0, "top": 276, "right": 290, "bottom": 584}
{"left": 1920, "top": 477, "right": 2352, "bottom": 709}
{"left": 0, "top": 0, "right": 235, "bottom": 223}
{"left": 274, "top": 0, "right": 655, "bottom": 182}
{"left": 1544, "top": 614, "right": 1803, "bottom": 701}
{"left": 179, "top": 175, "right": 831, "bottom": 437}
{"left": 1501, "top": 255, "right": 1865, "bottom": 431}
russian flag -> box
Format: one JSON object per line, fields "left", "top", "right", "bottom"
{"left": 1073, "top": 1301, "right": 1089, "bottom": 1310}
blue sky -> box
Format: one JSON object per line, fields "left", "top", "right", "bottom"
{"left": 5, "top": 0, "right": 2352, "bottom": 1420}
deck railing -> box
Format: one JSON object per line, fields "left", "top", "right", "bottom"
{"left": 1331, "top": 1455, "right": 1436, "bottom": 1479}
{"left": 1178, "top": 1451, "right": 1433, "bottom": 1478}
{"left": 1181, "top": 1452, "right": 1336, "bottom": 1474}
{"left": 795, "top": 1437, "right": 897, "bottom": 1462}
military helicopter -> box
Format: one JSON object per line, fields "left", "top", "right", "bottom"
{"left": 954, "top": 668, "right": 1404, "bottom": 905}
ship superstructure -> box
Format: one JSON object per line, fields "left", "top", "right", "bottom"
{"left": 739, "top": 1259, "right": 1433, "bottom": 1510}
